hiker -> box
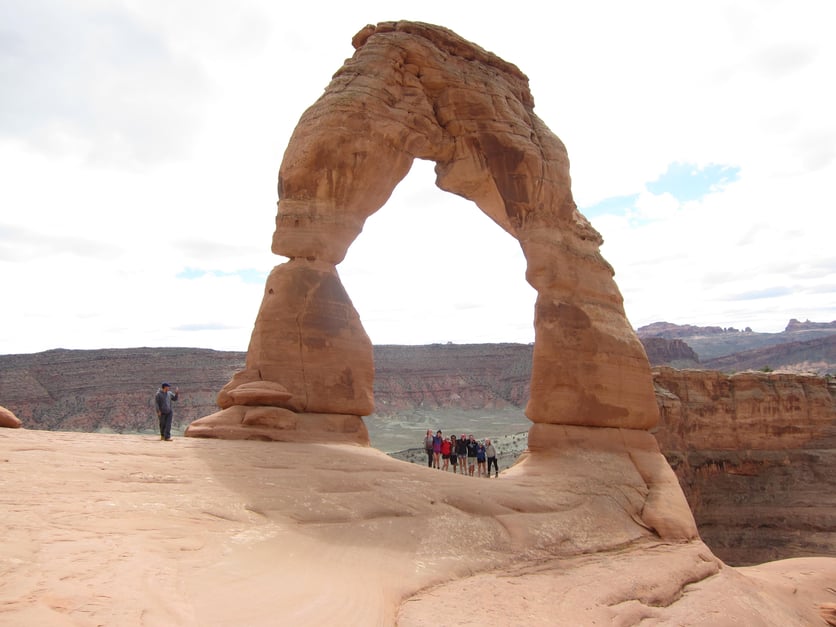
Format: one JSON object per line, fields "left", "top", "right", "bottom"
{"left": 441, "top": 435, "right": 452, "bottom": 471}
{"left": 432, "top": 430, "right": 443, "bottom": 469}
{"left": 449, "top": 435, "right": 459, "bottom": 473}
{"left": 424, "top": 430, "right": 434, "bottom": 467}
{"left": 456, "top": 435, "right": 468, "bottom": 474}
{"left": 476, "top": 440, "right": 487, "bottom": 477}
{"left": 154, "top": 382, "right": 179, "bottom": 441}
{"left": 486, "top": 439, "right": 498, "bottom": 477}
{"left": 466, "top": 435, "right": 478, "bottom": 476}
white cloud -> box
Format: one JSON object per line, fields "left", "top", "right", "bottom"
{"left": 1, "top": 0, "right": 834, "bottom": 355}
{"left": 631, "top": 191, "right": 680, "bottom": 223}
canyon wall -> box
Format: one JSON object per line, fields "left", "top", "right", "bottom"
{"left": 0, "top": 348, "right": 244, "bottom": 434}
{"left": 372, "top": 344, "right": 531, "bottom": 413}
{"left": 640, "top": 337, "right": 700, "bottom": 368}
{"left": 652, "top": 367, "right": 836, "bottom": 565}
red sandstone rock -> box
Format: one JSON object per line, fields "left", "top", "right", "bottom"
{"left": 220, "top": 381, "right": 293, "bottom": 408}
{"left": 0, "top": 405, "right": 21, "bottom": 428}
{"left": 185, "top": 405, "right": 369, "bottom": 445}
{"left": 653, "top": 367, "right": 835, "bottom": 451}
{"left": 198, "top": 20, "right": 659, "bottom": 441}
{"left": 653, "top": 367, "right": 836, "bottom": 564}
{"left": 523, "top": 424, "right": 698, "bottom": 541}
{"left": 193, "top": 260, "right": 374, "bottom": 442}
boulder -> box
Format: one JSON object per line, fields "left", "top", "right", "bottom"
{"left": 0, "top": 405, "right": 21, "bottom": 428}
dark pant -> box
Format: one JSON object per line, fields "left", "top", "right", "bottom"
{"left": 487, "top": 457, "right": 498, "bottom": 476}
{"left": 159, "top": 412, "right": 173, "bottom": 439}
{"left": 426, "top": 449, "right": 433, "bottom": 467}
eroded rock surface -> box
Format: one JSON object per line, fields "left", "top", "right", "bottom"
{"left": 653, "top": 368, "right": 836, "bottom": 564}
{"left": 195, "top": 20, "right": 658, "bottom": 442}
{"left": 3, "top": 430, "right": 835, "bottom": 626}
{"left": 186, "top": 262, "right": 374, "bottom": 442}
{"left": 642, "top": 336, "right": 701, "bottom": 367}
{"left": 0, "top": 405, "right": 21, "bottom": 428}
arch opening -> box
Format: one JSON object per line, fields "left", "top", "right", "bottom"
{"left": 339, "top": 158, "right": 536, "bottom": 346}
{"left": 339, "top": 158, "right": 536, "bottom": 452}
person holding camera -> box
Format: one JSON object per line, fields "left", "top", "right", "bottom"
{"left": 154, "top": 382, "right": 179, "bottom": 441}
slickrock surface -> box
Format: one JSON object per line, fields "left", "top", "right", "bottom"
{"left": 202, "top": 20, "right": 658, "bottom": 441}
{"left": 0, "top": 428, "right": 836, "bottom": 627}
{"left": 2, "top": 429, "right": 835, "bottom": 626}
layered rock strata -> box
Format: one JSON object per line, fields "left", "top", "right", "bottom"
{"left": 641, "top": 336, "right": 700, "bottom": 367}
{"left": 0, "top": 348, "right": 244, "bottom": 434}
{"left": 190, "top": 20, "right": 658, "bottom": 443}
{"left": 653, "top": 367, "right": 836, "bottom": 564}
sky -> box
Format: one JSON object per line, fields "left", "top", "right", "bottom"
{"left": 1, "top": 0, "right": 834, "bottom": 355}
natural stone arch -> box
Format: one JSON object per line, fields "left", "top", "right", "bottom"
{"left": 186, "top": 21, "right": 659, "bottom": 446}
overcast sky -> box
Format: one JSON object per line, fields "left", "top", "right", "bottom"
{"left": 1, "top": 0, "right": 834, "bottom": 355}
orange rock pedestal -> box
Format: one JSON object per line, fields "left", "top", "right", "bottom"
{"left": 184, "top": 405, "right": 369, "bottom": 444}
{"left": 186, "top": 259, "right": 373, "bottom": 444}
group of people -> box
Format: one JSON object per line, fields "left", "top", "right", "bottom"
{"left": 423, "top": 430, "right": 499, "bottom": 478}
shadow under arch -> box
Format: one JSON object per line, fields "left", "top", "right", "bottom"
{"left": 186, "top": 21, "right": 660, "bottom": 448}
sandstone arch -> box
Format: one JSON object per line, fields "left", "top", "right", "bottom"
{"left": 186, "top": 21, "right": 659, "bottom": 445}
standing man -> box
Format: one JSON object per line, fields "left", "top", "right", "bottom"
{"left": 456, "top": 435, "right": 468, "bottom": 475}
{"left": 485, "top": 439, "right": 498, "bottom": 478}
{"left": 467, "top": 434, "right": 478, "bottom": 477}
{"left": 155, "top": 382, "right": 179, "bottom": 441}
{"left": 424, "top": 430, "right": 434, "bottom": 467}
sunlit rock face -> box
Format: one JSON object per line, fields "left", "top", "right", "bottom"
{"left": 186, "top": 261, "right": 373, "bottom": 443}
{"left": 189, "top": 21, "right": 658, "bottom": 442}
{"left": 0, "top": 405, "right": 22, "bottom": 429}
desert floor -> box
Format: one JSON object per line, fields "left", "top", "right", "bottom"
{"left": 2, "top": 429, "right": 835, "bottom": 626}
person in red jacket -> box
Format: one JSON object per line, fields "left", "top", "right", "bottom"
{"left": 441, "top": 435, "right": 452, "bottom": 471}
